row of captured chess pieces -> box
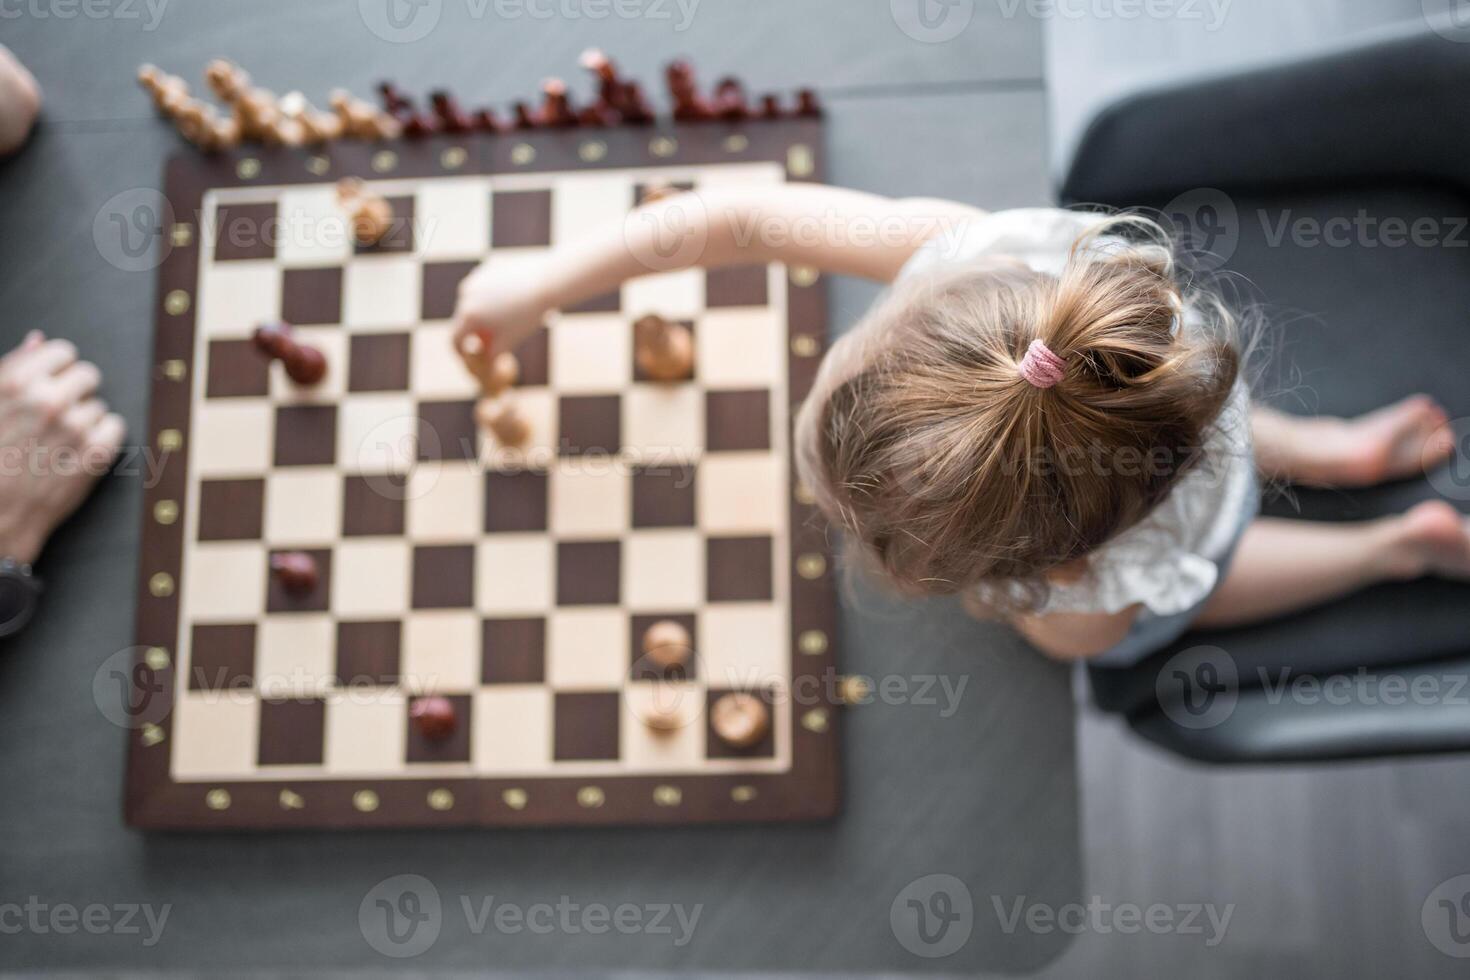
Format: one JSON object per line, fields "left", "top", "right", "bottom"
{"left": 137, "top": 51, "right": 821, "bottom": 152}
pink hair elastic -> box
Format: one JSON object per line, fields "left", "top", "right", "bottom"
{"left": 1018, "top": 339, "right": 1066, "bottom": 389}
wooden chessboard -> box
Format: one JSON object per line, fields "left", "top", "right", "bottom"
{"left": 125, "top": 119, "right": 840, "bottom": 830}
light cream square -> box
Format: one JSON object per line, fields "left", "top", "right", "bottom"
{"left": 408, "top": 463, "right": 483, "bottom": 543}
{"left": 698, "top": 453, "right": 783, "bottom": 534}
{"left": 323, "top": 689, "right": 407, "bottom": 774}
{"left": 411, "top": 322, "right": 480, "bottom": 398}
{"left": 183, "top": 542, "right": 265, "bottom": 620}
{"left": 269, "top": 327, "right": 347, "bottom": 402}
{"left": 547, "top": 608, "right": 627, "bottom": 689}
{"left": 696, "top": 308, "right": 784, "bottom": 386}
{"left": 276, "top": 185, "right": 353, "bottom": 267}
{"left": 473, "top": 686, "right": 552, "bottom": 774}
{"left": 255, "top": 615, "right": 336, "bottom": 698}
{"left": 172, "top": 691, "right": 259, "bottom": 779}
{"left": 401, "top": 611, "right": 480, "bottom": 694}
{"left": 550, "top": 315, "right": 630, "bottom": 392}
{"left": 264, "top": 469, "right": 341, "bottom": 545}
{"left": 699, "top": 604, "right": 787, "bottom": 689}
{"left": 192, "top": 401, "right": 273, "bottom": 476}
{"left": 623, "top": 385, "right": 702, "bottom": 460}
{"left": 331, "top": 539, "right": 411, "bottom": 617}
{"left": 623, "top": 531, "right": 703, "bottom": 610}
{"left": 343, "top": 256, "right": 420, "bottom": 329}
{"left": 338, "top": 395, "right": 417, "bottom": 473}
{"left": 621, "top": 684, "right": 706, "bottom": 772}
{"left": 198, "top": 262, "right": 281, "bottom": 339}
{"left": 550, "top": 460, "right": 628, "bottom": 537}
{"left": 623, "top": 269, "right": 704, "bottom": 320}
{"left": 476, "top": 535, "right": 553, "bottom": 613}
{"left": 416, "top": 177, "right": 491, "bottom": 259}
{"left": 551, "top": 173, "right": 634, "bottom": 245}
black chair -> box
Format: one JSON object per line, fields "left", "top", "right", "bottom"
{"left": 1058, "top": 18, "right": 1470, "bottom": 762}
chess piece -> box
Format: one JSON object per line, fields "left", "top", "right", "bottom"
{"left": 457, "top": 336, "right": 518, "bottom": 395}
{"left": 378, "top": 80, "right": 414, "bottom": 118}
{"left": 476, "top": 396, "right": 531, "bottom": 448}
{"left": 252, "top": 321, "right": 328, "bottom": 386}
{"left": 137, "top": 64, "right": 190, "bottom": 116}
{"left": 666, "top": 59, "right": 713, "bottom": 121}
{"left": 759, "top": 94, "right": 782, "bottom": 119}
{"left": 795, "top": 89, "right": 823, "bottom": 118}
{"left": 642, "top": 620, "right": 692, "bottom": 672}
{"left": 270, "top": 552, "right": 318, "bottom": 595}
{"left": 641, "top": 695, "right": 684, "bottom": 735}
{"left": 511, "top": 101, "right": 537, "bottom": 130}
{"left": 332, "top": 88, "right": 401, "bottom": 140}
{"left": 472, "top": 107, "right": 504, "bottom": 133}
{"left": 619, "top": 81, "right": 656, "bottom": 125}
{"left": 710, "top": 693, "right": 770, "bottom": 750}
{"left": 538, "top": 78, "right": 577, "bottom": 128}
{"left": 713, "top": 77, "right": 749, "bottom": 120}
{"left": 430, "top": 90, "right": 474, "bottom": 133}
{"left": 410, "top": 696, "right": 457, "bottom": 741}
{"left": 634, "top": 314, "right": 694, "bottom": 381}
{"left": 336, "top": 178, "right": 394, "bottom": 247}
{"left": 279, "top": 91, "right": 343, "bottom": 144}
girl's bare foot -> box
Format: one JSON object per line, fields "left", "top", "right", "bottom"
{"left": 1383, "top": 500, "right": 1470, "bottom": 581}
{"left": 1288, "top": 396, "right": 1454, "bottom": 487}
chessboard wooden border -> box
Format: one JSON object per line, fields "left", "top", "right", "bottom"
{"left": 125, "top": 118, "right": 841, "bottom": 830}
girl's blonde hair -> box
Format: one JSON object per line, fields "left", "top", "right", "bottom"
{"left": 794, "top": 213, "right": 1242, "bottom": 613}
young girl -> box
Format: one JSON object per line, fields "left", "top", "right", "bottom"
{"left": 453, "top": 185, "right": 1466, "bottom": 664}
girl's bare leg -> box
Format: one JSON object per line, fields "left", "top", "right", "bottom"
{"left": 1195, "top": 502, "right": 1470, "bottom": 628}
{"left": 1252, "top": 396, "right": 1454, "bottom": 487}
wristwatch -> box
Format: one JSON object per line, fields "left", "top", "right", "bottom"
{"left": 0, "top": 558, "right": 42, "bottom": 638}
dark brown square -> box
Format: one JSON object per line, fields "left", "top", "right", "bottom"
{"left": 491, "top": 189, "right": 552, "bottom": 248}
{"left": 188, "top": 623, "right": 255, "bottom": 692}
{"left": 405, "top": 694, "right": 472, "bottom": 763}
{"left": 484, "top": 470, "right": 548, "bottom": 533}
{"left": 266, "top": 548, "right": 333, "bottom": 613}
{"left": 481, "top": 618, "right": 545, "bottom": 684}
{"left": 631, "top": 465, "right": 696, "bottom": 528}
{"left": 558, "top": 395, "right": 621, "bottom": 457}
{"left": 564, "top": 290, "right": 621, "bottom": 315}
{"left": 629, "top": 613, "right": 697, "bottom": 681}
{"left": 197, "top": 478, "right": 265, "bottom": 541}
{"left": 553, "top": 692, "right": 620, "bottom": 761}
{"left": 214, "top": 202, "right": 278, "bottom": 261}
{"left": 706, "top": 264, "right": 769, "bottom": 308}
{"left": 348, "top": 333, "right": 411, "bottom": 392}
{"left": 705, "top": 687, "right": 776, "bottom": 759}
{"left": 356, "top": 196, "right": 415, "bottom": 254}
{"left": 280, "top": 267, "right": 343, "bottom": 325}
{"left": 556, "top": 541, "right": 620, "bottom": 606}
{"left": 515, "top": 326, "right": 550, "bottom": 386}
{"left": 412, "top": 545, "right": 475, "bottom": 609}
{"left": 257, "top": 698, "right": 326, "bottom": 765}
{"left": 418, "top": 400, "right": 479, "bottom": 461}
{"left": 342, "top": 474, "right": 407, "bottom": 536}
{"left": 335, "top": 620, "right": 401, "bottom": 687}
{"left": 706, "top": 536, "right": 773, "bottom": 602}
{"left": 273, "top": 404, "right": 337, "bottom": 467}
{"left": 706, "top": 389, "right": 771, "bottom": 452}
{"left": 421, "top": 260, "right": 478, "bottom": 321}
{"left": 206, "top": 339, "right": 269, "bottom": 398}
{"left": 631, "top": 320, "right": 694, "bottom": 383}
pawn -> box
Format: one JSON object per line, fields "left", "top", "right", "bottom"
{"left": 710, "top": 692, "right": 770, "bottom": 750}
{"left": 634, "top": 314, "right": 694, "bottom": 381}
{"left": 252, "top": 321, "right": 327, "bottom": 386}
{"left": 456, "top": 335, "right": 518, "bottom": 395}
{"left": 410, "top": 696, "right": 457, "bottom": 741}
{"left": 476, "top": 396, "right": 531, "bottom": 448}
{"left": 642, "top": 620, "right": 692, "bottom": 672}
{"left": 270, "top": 551, "right": 318, "bottom": 596}
{"left": 336, "top": 178, "right": 394, "bottom": 247}
{"left": 430, "top": 91, "right": 474, "bottom": 133}
{"left": 641, "top": 694, "right": 685, "bottom": 735}
{"left": 539, "top": 78, "right": 577, "bottom": 128}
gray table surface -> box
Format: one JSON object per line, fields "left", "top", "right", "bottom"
{"left": 0, "top": 1, "right": 1079, "bottom": 972}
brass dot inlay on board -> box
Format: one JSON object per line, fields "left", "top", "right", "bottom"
{"left": 798, "top": 629, "right": 828, "bottom": 656}
{"left": 787, "top": 144, "right": 815, "bottom": 178}
{"left": 306, "top": 155, "right": 331, "bottom": 176}
{"left": 802, "top": 708, "right": 831, "bottom": 733}
{"left": 371, "top": 150, "right": 398, "bottom": 173}
{"left": 236, "top": 158, "right": 261, "bottom": 180}
{"left": 441, "top": 147, "right": 468, "bottom": 170}
{"left": 731, "top": 785, "right": 757, "bottom": 803}
{"left": 653, "top": 785, "right": 682, "bottom": 807}
{"left": 577, "top": 785, "right": 606, "bottom": 808}
{"left": 579, "top": 140, "right": 608, "bottom": 163}
{"left": 158, "top": 429, "right": 183, "bottom": 453}
{"left": 279, "top": 789, "right": 304, "bottom": 810}
{"left": 797, "top": 553, "right": 827, "bottom": 580}
{"left": 791, "top": 265, "right": 820, "bottom": 287}
{"left": 723, "top": 133, "right": 749, "bottom": 153}
{"left": 140, "top": 723, "right": 165, "bottom": 747}
{"left": 164, "top": 290, "right": 191, "bottom": 316}
{"left": 205, "top": 788, "right": 231, "bottom": 810}
{"left": 170, "top": 223, "right": 193, "bottom": 248}
{"left": 649, "top": 136, "right": 678, "bottom": 158}
{"left": 428, "top": 788, "right": 455, "bottom": 811}
{"left": 154, "top": 500, "right": 179, "bottom": 526}
{"left": 838, "top": 675, "right": 872, "bottom": 705}
{"left": 148, "top": 572, "right": 174, "bottom": 598}
{"left": 162, "top": 359, "right": 187, "bottom": 381}
{"left": 511, "top": 143, "right": 536, "bottom": 166}
{"left": 144, "top": 647, "right": 170, "bottom": 671}
{"left": 353, "top": 789, "right": 380, "bottom": 812}
{"left": 503, "top": 787, "right": 529, "bottom": 810}
{"left": 791, "top": 335, "right": 819, "bottom": 358}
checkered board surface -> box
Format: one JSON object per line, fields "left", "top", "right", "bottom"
{"left": 126, "top": 122, "right": 839, "bottom": 829}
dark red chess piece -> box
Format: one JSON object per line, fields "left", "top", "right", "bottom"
{"left": 410, "top": 696, "right": 457, "bottom": 741}
{"left": 538, "top": 79, "right": 578, "bottom": 128}
{"left": 430, "top": 90, "right": 474, "bottom": 133}
{"left": 713, "top": 77, "right": 749, "bottom": 121}
{"left": 270, "top": 551, "right": 319, "bottom": 595}
{"left": 666, "top": 59, "right": 713, "bottom": 121}
{"left": 252, "top": 321, "right": 326, "bottom": 386}
{"left": 472, "top": 107, "right": 504, "bottom": 133}
{"left": 511, "top": 101, "right": 536, "bottom": 130}
{"left": 619, "top": 81, "right": 656, "bottom": 125}
{"left": 795, "top": 88, "right": 823, "bottom": 118}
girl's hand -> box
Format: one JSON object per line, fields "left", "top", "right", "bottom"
{"left": 450, "top": 258, "right": 550, "bottom": 364}
{"left": 0, "top": 44, "right": 40, "bottom": 157}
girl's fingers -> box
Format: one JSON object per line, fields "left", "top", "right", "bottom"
{"left": 84, "top": 412, "right": 126, "bottom": 462}
{"left": 61, "top": 398, "right": 106, "bottom": 436}
{"left": 8, "top": 337, "right": 78, "bottom": 387}
{"left": 48, "top": 361, "right": 101, "bottom": 406}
